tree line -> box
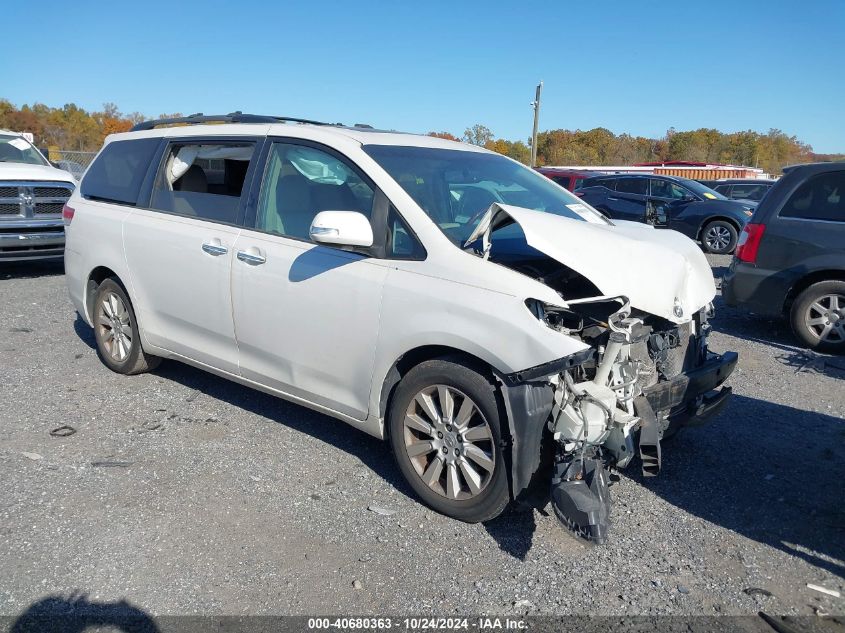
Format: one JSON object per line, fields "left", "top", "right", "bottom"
{"left": 435, "top": 124, "right": 840, "bottom": 175}
{"left": 1, "top": 99, "right": 838, "bottom": 174}
{"left": 0, "top": 100, "right": 181, "bottom": 152}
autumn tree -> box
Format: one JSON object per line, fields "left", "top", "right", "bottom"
{"left": 485, "top": 138, "right": 530, "bottom": 164}
{"left": 463, "top": 124, "right": 494, "bottom": 146}
{"left": 428, "top": 131, "right": 459, "bottom": 141}
{"left": 97, "top": 102, "right": 133, "bottom": 137}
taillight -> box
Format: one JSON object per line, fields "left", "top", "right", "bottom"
{"left": 62, "top": 203, "right": 75, "bottom": 226}
{"left": 735, "top": 223, "right": 765, "bottom": 264}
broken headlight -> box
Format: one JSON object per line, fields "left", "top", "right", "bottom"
{"left": 525, "top": 299, "right": 584, "bottom": 333}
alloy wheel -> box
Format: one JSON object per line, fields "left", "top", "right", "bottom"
{"left": 402, "top": 385, "right": 495, "bottom": 500}
{"left": 97, "top": 292, "right": 133, "bottom": 361}
{"left": 705, "top": 225, "right": 732, "bottom": 252}
{"left": 805, "top": 294, "right": 845, "bottom": 344}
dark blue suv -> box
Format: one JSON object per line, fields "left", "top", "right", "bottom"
{"left": 576, "top": 174, "right": 755, "bottom": 254}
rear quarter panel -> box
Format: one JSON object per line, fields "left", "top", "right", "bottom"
{"left": 756, "top": 218, "right": 845, "bottom": 312}
{"left": 64, "top": 194, "right": 134, "bottom": 326}
{"left": 673, "top": 201, "right": 748, "bottom": 240}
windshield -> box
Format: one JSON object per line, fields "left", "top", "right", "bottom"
{"left": 677, "top": 177, "right": 727, "bottom": 200}
{"left": 363, "top": 145, "right": 609, "bottom": 246}
{"left": 0, "top": 134, "right": 48, "bottom": 166}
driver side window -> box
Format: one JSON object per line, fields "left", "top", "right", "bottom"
{"left": 650, "top": 179, "right": 688, "bottom": 199}
{"left": 255, "top": 142, "right": 375, "bottom": 240}
{"left": 668, "top": 183, "right": 690, "bottom": 199}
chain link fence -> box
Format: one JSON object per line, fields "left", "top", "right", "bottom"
{"left": 47, "top": 150, "right": 97, "bottom": 180}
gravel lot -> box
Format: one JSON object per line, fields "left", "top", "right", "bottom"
{"left": 1, "top": 254, "right": 843, "bottom": 621}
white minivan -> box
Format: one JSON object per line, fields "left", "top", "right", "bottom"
{"left": 64, "top": 113, "right": 736, "bottom": 542}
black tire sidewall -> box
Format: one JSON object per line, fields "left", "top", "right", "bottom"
{"left": 702, "top": 220, "right": 738, "bottom": 254}
{"left": 93, "top": 279, "right": 144, "bottom": 374}
{"left": 790, "top": 280, "right": 845, "bottom": 354}
{"left": 387, "top": 359, "right": 510, "bottom": 523}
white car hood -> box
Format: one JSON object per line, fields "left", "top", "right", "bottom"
{"left": 0, "top": 162, "right": 76, "bottom": 184}
{"left": 468, "top": 204, "right": 716, "bottom": 324}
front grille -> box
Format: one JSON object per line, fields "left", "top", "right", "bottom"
{"left": 35, "top": 202, "right": 65, "bottom": 215}
{"left": 34, "top": 186, "right": 72, "bottom": 198}
{"left": 0, "top": 181, "right": 74, "bottom": 218}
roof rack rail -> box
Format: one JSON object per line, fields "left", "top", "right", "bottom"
{"left": 130, "top": 111, "right": 329, "bottom": 132}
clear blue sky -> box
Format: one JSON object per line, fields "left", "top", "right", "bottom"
{"left": 5, "top": 0, "right": 844, "bottom": 152}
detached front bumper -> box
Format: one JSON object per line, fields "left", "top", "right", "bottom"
{"left": 642, "top": 351, "right": 738, "bottom": 427}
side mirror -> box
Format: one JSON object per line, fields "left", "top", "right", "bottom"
{"left": 310, "top": 211, "right": 374, "bottom": 248}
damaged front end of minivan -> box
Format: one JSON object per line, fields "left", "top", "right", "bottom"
{"left": 469, "top": 204, "right": 737, "bottom": 544}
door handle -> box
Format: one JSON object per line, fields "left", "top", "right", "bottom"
{"left": 202, "top": 239, "right": 228, "bottom": 256}
{"left": 236, "top": 248, "right": 266, "bottom": 265}
{"left": 607, "top": 196, "right": 619, "bottom": 201}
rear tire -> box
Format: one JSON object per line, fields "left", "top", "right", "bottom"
{"left": 790, "top": 280, "right": 845, "bottom": 354}
{"left": 701, "top": 220, "right": 738, "bottom": 254}
{"left": 93, "top": 278, "right": 161, "bottom": 374}
{"left": 387, "top": 358, "right": 510, "bottom": 523}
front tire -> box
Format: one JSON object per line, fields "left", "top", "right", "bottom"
{"left": 387, "top": 358, "right": 510, "bottom": 523}
{"left": 790, "top": 280, "right": 845, "bottom": 354}
{"left": 93, "top": 278, "right": 161, "bottom": 374}
{"left": 701, "top": 220, "right": 738, "bottom": 254}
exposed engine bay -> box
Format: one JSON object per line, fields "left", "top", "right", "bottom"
{"left": 523, "top": 290, "right": 734, "bottom": 543}
{"left": 475, "top": 207, "right": 738, "bottom": 544}
{"left": 531, "top": 294, "right": 703, "bottom": 542}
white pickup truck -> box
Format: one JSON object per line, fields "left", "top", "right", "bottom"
{"left": 0, "top": 130, "right": 77, "bottom": 261}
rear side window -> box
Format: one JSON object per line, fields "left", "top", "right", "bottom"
{"left": 780, "top": 171, "right": 845, "bottom": 222}
{"left": 584, "top": 178, "right": 614, "bottom": 190}
{"left": 730, "top": 183, "right": 770, "bottom": 201}
{"left": 81, "top": 138, "right": 160, "bottom": 205}
{"left": 615, "top": 177, "right": 648, "bottom": 195}
{"left": 149, "top": 141, "right": 256, "bottom": 224}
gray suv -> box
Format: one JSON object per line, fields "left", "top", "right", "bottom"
{"left": 723, "top": 163, "right": 845, "bottom": 353}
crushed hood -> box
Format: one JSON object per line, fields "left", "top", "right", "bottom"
{"left": 467, "top": 204, "right": 716, "bottom": 324}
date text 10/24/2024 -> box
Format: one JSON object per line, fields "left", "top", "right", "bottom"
{"left": 307, "top": 617, "right": 528, "bottom": 630}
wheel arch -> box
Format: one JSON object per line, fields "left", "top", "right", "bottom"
{"left": 697, "top": 215, "right": 742, "bottom": 241}
{"left": 85, "top": 266, "right": 124, "bottom": 322}
{"left": 377, "top": 345, "right": 498, "bottom": 426}
{"left": 783, "top": 269, "right": 845, "bottom": 315}
{"left": 377, "top": 344, "right": 563, "bottom": 504}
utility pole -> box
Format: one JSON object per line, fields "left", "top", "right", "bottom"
{"left": 530, "top": 81, "right": 543, "bottom": 167}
